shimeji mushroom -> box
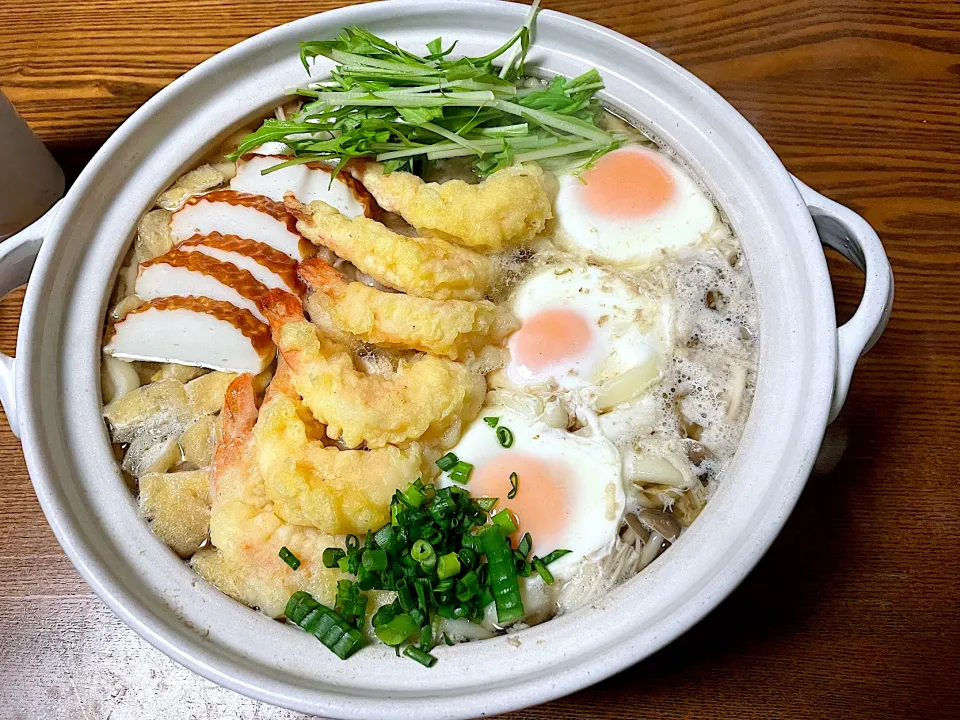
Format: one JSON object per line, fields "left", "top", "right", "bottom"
{"left": 615, "top": 509, "right": 683, "bottom": 577}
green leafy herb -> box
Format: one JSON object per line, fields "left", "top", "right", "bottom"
{"left": 279, "top": 546, "right": 301, "bottom": 570}
{"left": 230, "top": 0, "right": 621, "bottom": 178}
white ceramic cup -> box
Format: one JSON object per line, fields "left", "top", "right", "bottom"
{"left": 0, "top": 92, "right": 64, "bottom": 240}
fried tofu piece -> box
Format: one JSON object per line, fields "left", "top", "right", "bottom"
{"left": 192, "top": 375, "right": 339, "bottom": 617}
{"left": 184, "top": 371, "right": 238, "bottom": 414}
{"left": 349, "top": 161, "right": 552, "bottom": 251}
{"left": 139, "top": 470, "right": 211, "bottom": 557}
{"left": 179, "top": 414, "right": 221, "bottom": 468}
{"left": 103, "top": 379, "right": 198, "bottom": 444}
{"left": 254, "top": 369, "right": 427, "bottom": 534}
{"left": 285, "top": 197, "right": 492, "bottom": 301}
{"left": 259, "top": 290, "right": 486, "bottom": 449}
{"left": 300, "top": 257, "right": 519, "bottom": 361}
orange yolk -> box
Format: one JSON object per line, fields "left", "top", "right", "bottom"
{"left": 580, "top": 148, "right": 675, "bottom": 218}
{"left": 470, "top": 453, "right": 570, "bottom": 553}
{"left": 511, "top": 307, "right": 592, "bottom": 373}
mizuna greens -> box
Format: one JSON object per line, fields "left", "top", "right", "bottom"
{"left": 284, "top": 478, "right": 570, "bottom": 666}
{"left": 230, "top": 1, "right": 621, "bottom": 178}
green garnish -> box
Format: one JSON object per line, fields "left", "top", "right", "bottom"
{"left": 448, "top": 460, "right": 474, "bottom": 484}
{"left": 479, "top": 523, "right": 525, "bottom": 624}
{"left": 403, "top": 645, "right": 438, "bottom": 668}
{"left": 492, "top": 509, "right": 517, "bottom": 535}
{"left": 279, "top": 546, "right": 301, "bottom": 570}
{"left": 436, "top": 452, "right": 458, "bottom": 471}
{"left": 322, "top": 547, "right": 345, "bottom": 568}
{"left": 531, "top": 556, "right": 554, "bottom": 584}
{"left": 483, "top": 416, "right": 500, "bottom": 428}
{"left": 496, "top": 426, "right": 514, "bottom": 448}
{"left": 230, "top": 0, "right": 621, "bottom": 179}
{"left": 437, "top": 552, "right": 461, "bottom": 580}
{"left": 309, "top": 475, "right": 575, "bottom": 665}
{"left": 284, "top": 591, "right": 366, "bottom": 660}
{"left": 539, "top": 548, "right": 572, "bottom": 566}
{"left": 507, "top": 471, "right": 520, "bottom": 499}
{"left": 372, "top": 604, "right": 420, "bottom": 646}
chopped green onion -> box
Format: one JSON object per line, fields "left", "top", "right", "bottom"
{"left": 362, "top": 548, "right": 388, "bottom": 572}
{"left": 411, "top": 539, "right": 434, "bottom": 564}
{"left": 540, "top": 548, "right": 573, "bottom": 566}
{"left": 372, "top": 605, "right": 420, "bottom": 646}
{"left": 437, "top": 552, "right": 461, "bottom": 580}
{"left": 436, "top": 452, "right": 458, "bottom": 471}
{"left": 483, "top": 416, "right": 500, "bottom": 428}
{"left": 507, "top": 471, "right": 519, "bottom": 499}
{"left": 401, "top": 482, "right": 425, "bottom": 508}
{"left": 532, "top": 556, "right": 554, "bottom": 584}
{"left": 517, "top": 533, "right": 532, "bottom": 558}
{"left": 404, "top": 645, "right": 438, "bottom": 667}
{"left": 496, "top": 426, "right": 515, "bottom": 448}
{"left": 443, "top": 633, "right": 455, "bottom": 646}
{"left": 284, "top": 591, "right": 366, "bottom": 660}
{"left": 479, "top": 525, "right": 525, "bottom": 624}
{"left": 322, "top": 547, "right": 345, "bottom": 568}
{"left": 456, "top": 570, "right": 480, "bottom": 602}
{"left": 448, "top": 460, "right": 474, "bottom": 484}
{"left": 279, "top": 546, "right": 301, "bottom": 570}
{"left": 475, "top": 497, "right": 498, "bottom": 513}
{"left": 492, "top": 510, "right": 518, "bottom": 535}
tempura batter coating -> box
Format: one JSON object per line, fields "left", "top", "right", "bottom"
{"left": 300, "top": 257, "right": 519, "bottom": 361}
{"left": 254, "top": 361, "right": 427, "bottom": 534}
{"left": 349, "top": 161, "right": 552, "bottom": 251}
{"left": 285, "top": 196, "right": 492, "bottom": 301}
{"left": 259, "top": 290, "right": 486, "bottom": 449}
{"left": 191, "top": 374, "right": 339, "bottom": 617}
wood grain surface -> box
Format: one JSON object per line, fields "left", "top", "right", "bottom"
{"left": 1, "top": 1, "right": 958, "bottom": 718}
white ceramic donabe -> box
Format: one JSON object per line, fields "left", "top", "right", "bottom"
{"left": 0, "top": 2, "right": 893, "bottom": 718}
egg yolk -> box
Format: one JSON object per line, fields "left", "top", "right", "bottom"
{"left": 510, "top": 307, "right": 592, "bottom": 373}
{"left": 580, "top": 148, "right": 675, "bottom": 218}
{"left": 470, "top": 453, "right": 570, "bottom": 553}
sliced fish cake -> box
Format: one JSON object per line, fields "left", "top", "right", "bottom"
{"left": 177, "top": 232, "right": 303, "bottom": 295}
{"left": 230, "top": 154, "right": 377, "bottom": 218}
{"left": 170, "top": 190, "right": 312, "bottom": 261}
{"left": 137, "top": 249, "right": 270, "bottom": 323}
{"left": 105, "top": 296, "right": 275, "bottom": 374}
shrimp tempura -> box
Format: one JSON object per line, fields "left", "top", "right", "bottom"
{"left": 349, "top": 161, "right": 552, "bottom": 251}
{"left": 259, "top": 289, "right": 486, "bottom": 449}
{"left": 254, "top": 362, "right": 429, "bottom": 534}
{"left": 191, "top": 374, "right": 339, "bottom": 617}
{"left": 300, "top": 257, "right": 519, "bottom": 361}
{"left": 285, "top": 196, "right": 492, "bottom": 301}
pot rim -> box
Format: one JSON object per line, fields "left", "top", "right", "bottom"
{"left": 14, "top": 2, "right": 836, "bottom": 717}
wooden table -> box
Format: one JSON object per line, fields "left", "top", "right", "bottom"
{"left": 1, "top": 1, "right": 958, "bottom": 717}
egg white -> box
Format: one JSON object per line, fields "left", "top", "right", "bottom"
{"left": 503, "top": 262, "right": 668, "bottom": 410}
{"left": 554, "top": 145, "right": 725, "bottom": 266}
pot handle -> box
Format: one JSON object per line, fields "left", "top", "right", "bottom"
{"left": 0, "top": 201, "right": 61, "bottom": 438}
{"left": 792, "top": 177, "right": 894, "bottom": 422}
